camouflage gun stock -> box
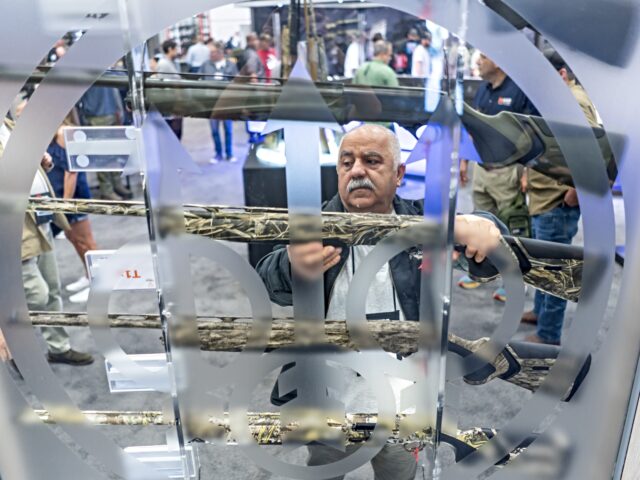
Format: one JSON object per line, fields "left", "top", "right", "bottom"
{"left": 28, "top": 408, "right": 526, "bottom": 465}
{"left": 461, "top": 102, "right": 620, "bottom": 189}
{"left": 27, "top": 197, "right": 584, "bottom": 302}
{"left": 29, "top": 312, "right": 591, "bottom": 400}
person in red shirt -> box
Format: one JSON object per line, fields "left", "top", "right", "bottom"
{"left": 257, "top": 33, "right": 278, "bottom": 82}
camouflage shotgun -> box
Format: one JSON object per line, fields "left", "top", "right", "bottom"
{"left": 27, "top": 196, "right": 583, "bottom": 302}
{"left": 28, "top": 408, "right": 525, "bottom": 464}
{"left": 28, "top": 311, "right": 590, "bottom": 400}
{"left": 24, "top": 68, "right": 619, "bottom": 187}
{"left": 138, "top": 79, "right": 619, "bottom": 188}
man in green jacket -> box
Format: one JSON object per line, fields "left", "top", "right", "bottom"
{"left": 353, "top": 40, "right": 399, "bottom": 87}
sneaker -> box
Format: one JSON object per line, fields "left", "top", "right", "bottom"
{"left": 209, "top": 154, "right": 223, "bottom": 164}
{"left": 47, "top": 349, "right": 94, "bottom": 366}
{"left": 457, "top": 274, "right": 480, "bottom": 289}
{"left": 69, "top": 287, "right": 90, "bottom": 304}
{"left": 65, "top": 276, "right": 90, "bottom": 293}
{"left": 493, "top": 287, "right": 507, "bottom": 303}
{"left": 225, "top": 156, "right": 237, "bottom": 163}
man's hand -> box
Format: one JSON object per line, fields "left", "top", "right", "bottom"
{"left": 40, "top": 152, "right": 53, "bottom": 172}
{"left": 453, "top": 215, "right": 502, "bottom": 263}
{"left": 0, "top": 329, "right": 11, "bottom": 362}
{"left": 287, "top": 242, "right": 342, "bottom": 280}
{"left": 564, "top": 188, "right": 579, "bottom": 207}
{"left": 520, "top": 171, "right": 528, "bottom": 193}
{"left": 459, "top": 160, "right": 469, "bottom": 187}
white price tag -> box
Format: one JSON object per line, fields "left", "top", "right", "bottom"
{"left": 85, "top": 249, "right": 156, "bottom": 290}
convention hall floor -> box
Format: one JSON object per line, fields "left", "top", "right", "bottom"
{"left": 19, "top": 118, "right": 625, "bottom": 479}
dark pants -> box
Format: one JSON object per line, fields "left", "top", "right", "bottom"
{"left": 307, "top": 443, "right": 417, "bottom": 480}
{"left": 532, "top": 205, "right": 580, "bottom": 343}
{"left": 210, "top": 119, "right": 233, "bottom": 157}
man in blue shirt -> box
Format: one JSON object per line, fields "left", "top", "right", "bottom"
{"left": 199, "top": 40, "right": 238, "bottom": 162}
{"left": 458, "top": 53, "right": 538, "bottom": 301}
{"left": 78, "top": 85, "right": 132, "bottom": 200}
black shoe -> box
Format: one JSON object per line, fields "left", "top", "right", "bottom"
{"left": 47, "top": 349, "right": 94, "bottom": 366}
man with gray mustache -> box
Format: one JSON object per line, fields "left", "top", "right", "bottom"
{"left": 256, "top": 124, "right": 504, "bottom": 479}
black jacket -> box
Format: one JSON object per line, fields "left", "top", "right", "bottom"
{"left": 257, "top": 193, "right": 505, "bottom": 405}
{"left": 256, "top": 193, "right": 504, "bottom": 321}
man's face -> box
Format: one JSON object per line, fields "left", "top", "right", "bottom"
{"left": 422, "top": 37, "right": 431, "bottom": 48}
{"left": 209, "top": 46, "right": 223, "bottom": 62}
{"left": 168, "top": 46, "right": 178, "bottom": 59}
{"left": 476, "top": 53, "right": 498, "bottom": 80}
{"left": 337, "top": 128, "right": 405, "bottom": 214}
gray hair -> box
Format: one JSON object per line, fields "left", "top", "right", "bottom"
{"left": 211, "top": 40, "right": 225, "bottom": 52}
{"left": 373, "top": 40, "right": 392, "bottom": 58}
{"left": 338, "top": 124, "right": 402, "bottom": 169}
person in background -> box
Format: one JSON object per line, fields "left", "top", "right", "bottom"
{"left": 156, "top": 39, "right": 181, "bottom": 78}
{"left": 365, "top": 32, "right": 384, "bottom": 62}
{"left": 113, "top": 58, "right": 133, "bottom": 125}
{"left": 1, "top": 101, "right": 94, "bottom": 366}
{"left": 327, "top": 40, "right": 345, "bottom": 77}
{"left": 257, "top": 33, "right": 278, "bottom": 82}
{"left": 519, "top": 48, "right": 598, "bottom": 345}
{"left": 77, "top": 83, "right": 131, "bottom": 201}
{"left": 155, "top": 39, "right": 184, "bottom": 139}
{"left": 394, "top": 28, "right": 420, "bottom": 74}
{"left": 343, "top": 32, "right": 366, "bottom": 79}
{"left": 47, "top": 115, "right": 100, "bottom": 304}
{"left": 185, "top": 35, "right": 210, "bottom": 73}
{"left": 226, "top": 31, "right": 242, "bottom": 51}
{"left": 353, "top": 40, "right": 398, "bottom": 87}
{"left": 411, "top": 30, "right": 432, "bottom": 78}
{"left": 458, "top": 52, "right": 538, "bottom": 302}
{"left": 199, "top": 40, "right": 238, "bottom": 163}
{"left": 240, "top": 32, "right": 265, "bottom": 81}
{"left": 23, "top": 155, "right": 94, "bottom": 365}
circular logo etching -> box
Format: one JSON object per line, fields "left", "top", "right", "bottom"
{"left": 228, "top": 347, "right": 399, "bottom": 479}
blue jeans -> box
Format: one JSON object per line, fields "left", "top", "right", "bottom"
{"left": 210, "top": 119, "right": 233, "bottom": 157}
{"left": 531, "top": 205, "right": 580, "bottom": 343}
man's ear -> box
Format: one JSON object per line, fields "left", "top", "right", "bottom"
{"left": 396, "top": 164, "right": 406, "bottom": 186}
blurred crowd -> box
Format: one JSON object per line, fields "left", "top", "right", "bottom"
{"left": 0, "top": 17, "right": 590, "bottom": 378}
